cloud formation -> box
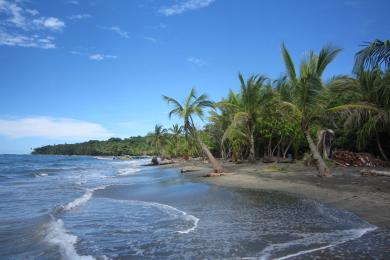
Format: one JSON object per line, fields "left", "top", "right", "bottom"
{"left": 0, "top": 117, "right": 112, "bottom": 139}
{"left": 0, "top": 0, "right": 65, "bottom": 48}
{"left": 187, "top": 57, "right": 206, "bottom": 67}
{"left": 68, "top": 13, "right": 92, "bottom": 20}
{"left": 0, "top": 31, "right": 55, "bottom": 48}
{"left": 100, "top": 25, "right": 129, "bottom": 38}
{"left": 32, "top": 17, "right": 65, "bottom": 30}
{"left": 159, "top": 0, "right": 215, "bottom": 16}
{"left": 143, "top": 36, "right": 158, "bottom": 43}
{"left": 89, "top": 53, "right": 117, "bottom": 61}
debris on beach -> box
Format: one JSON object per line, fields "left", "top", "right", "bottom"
{"left": 203, "top": 172, "right": 225, "bottom": 177}
{"left": 332, "top": 150, "right": 385, "bottom": 167}
{"left": 144, "top": 157, "right": 174, "bottom": 166}
{"left": 181, "top": 166, "right": 202, "bottom": 173}
{"left": 361, "top": 169, "right": 390, "bottom": 177}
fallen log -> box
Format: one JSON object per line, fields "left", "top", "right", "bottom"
{"left": 361, "top": 169, "right": 390, "bottom": 177}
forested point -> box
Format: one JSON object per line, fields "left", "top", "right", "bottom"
{"left": 32, "top": 137, "right": 152, "bottom": 156}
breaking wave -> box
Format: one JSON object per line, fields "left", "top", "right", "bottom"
{"left": 45, "top": 216, "right": 95, "bottom": 260}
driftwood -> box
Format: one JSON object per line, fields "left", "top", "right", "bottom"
{"left": 143, "top": 157, "right": 174, "bottom": 166}
{"left": 361, "top": 169, "right": 390, "bottom": 177}
{"left": 181, "top": 166, "right": 202, "bottom": 173}
{"left": 332, "top": 150, "right": 384, "bottom": 167}
{"left": 203, "top": 172, "right": 225, "bottom": 177}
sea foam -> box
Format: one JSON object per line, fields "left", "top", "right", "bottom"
{"left": 45, "top": 216, "right": 95, "bottom": 260}
{"left": 259, "top": 227, "right": 376, "bottom": 260}
{"left": 133, "top": 201, "right": 199, "bottom": 234}
{"left": 60, "top": 186, "right": 107, "bottom": 212}
{"left": 117, "top": 168, "right": 141, "bottom": 176}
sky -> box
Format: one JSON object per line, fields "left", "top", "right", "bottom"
{"left": 0, "top": 0, "right": 389, "bottom": 154}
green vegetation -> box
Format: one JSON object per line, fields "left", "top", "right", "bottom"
{"left": 33, "top": 39, "right": 390, "bottom": 176}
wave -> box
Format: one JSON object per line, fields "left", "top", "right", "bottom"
{"left": 59, "top": 186, "right": 108, "bottom": 212}
{"left": 133, "top": 200, "right": 199, "bottom": 234}
{"left": 34, "top": 173, "right": 48, "bottom": 177}
{"left": 259, "top": 227, "right": 376, "bottom": 260}
{"left": 45, "top": 216, "right": 95, "bottom": 260}
{"left": 117, "top": 168, "right": 141, "bottom": 176}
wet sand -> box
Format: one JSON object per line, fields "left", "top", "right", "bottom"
{"left": 162, "top": 159, "right": 390, "bottom": 229}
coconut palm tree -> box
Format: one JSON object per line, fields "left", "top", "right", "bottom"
{"left": 280, "top": 43, "right": 342, "bottom": 176}
{"left": 149, "top": 124, "right": 167, "bottom": 156}
{"left": 329, "top": 68, "right": 390, "bottom": 161}
{"left": 353, "top": 39, "right": 390, "bottom": 73}
{"left": 163, "top": 88, "right": 224, "bottom": 173}
{"left": 219, "top": 73, "right": 270, "bottom": 162}
{"left": 169, "top": 124, "right": 183, "bottom": 157}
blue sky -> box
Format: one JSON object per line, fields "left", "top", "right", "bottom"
{"left": 0, "top": 0, "right": 389, "bottom": 154}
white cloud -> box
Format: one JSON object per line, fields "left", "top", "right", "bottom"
{"left": 0, "top": 117, "right": 112, "bottom": 139}
{"left": 32, "top": 17, "right": 65, "bottom": 30}
{"left": 0, "top": 0, "right": 65, "bottom": 48}
{"left": 143, "top": 36, "right": 158, "bottom": 43}
{"left": 68, "top": 13, "right": 92, "bottom": 20}
{"left": 66, "top": 0, "right": 79, "bottom": 5}
{"left": 187, "top": 57, "right": 206, "bottom": 67}
{"left": 0, "top": 0, "right": 26, "bottom": 28}
{"left": 159, "top": 0, "right": 215, "bottom": 16}
{"left": 0, "top": 31, "right": 55, "bottom": 48}
{"left": 89, "top": 53, "right": 117, "bottom": 61}
{"left": 100, "top": 25, "right": 129, "bottom": 38}
{"left": 26, "top": 9, "right": 39, "bottom": 16}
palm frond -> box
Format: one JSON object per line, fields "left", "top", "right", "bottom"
{"left": 316, "top": 44, "right": 342, "bottom": 75}
{"left": 353, "top": 39, "right": 390, "bottom": 73}
{"left": 281, "top": 43, "right": 297, "bottom": 81}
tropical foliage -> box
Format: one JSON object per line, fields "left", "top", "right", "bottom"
{"left": 33, "top": 39, "right": 390, "bottom": 176}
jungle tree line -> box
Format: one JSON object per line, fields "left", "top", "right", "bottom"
{"left": 161, "top": 39, "right": 390, "bottom": 175}
{"left": 33, "top": 40, "right": 390, "bottom": 176}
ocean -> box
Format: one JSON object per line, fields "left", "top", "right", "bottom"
{"left": 0, "top": 154, "right": 388, "bottom": 259}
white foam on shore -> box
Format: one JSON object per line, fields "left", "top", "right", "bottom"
{"left": 45, "top": 216, "right": 95, "bottom": 260}
{"left": 61, "top": 186, "right": 107, "bottom": 212}
{"left": 259, "top": 227, "right": 376, "bottom": 260}
{"left": 35, "top": 173, "right": 48, "bottom": 177}
{"left": 117, "top": 168, "right": 141, "bottom": 176}
{"left": 132, "top": 200, "right": 199, "bottom": 234}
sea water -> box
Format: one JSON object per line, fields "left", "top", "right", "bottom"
{"left": 0, "top": 155, "right": 388, "bottom": 259}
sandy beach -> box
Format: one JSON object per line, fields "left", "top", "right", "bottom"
{"left": 162, "top": 159, "right": 390, "bottom": 229}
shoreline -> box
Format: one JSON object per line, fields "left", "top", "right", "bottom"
{"left": 162, "top": 159, "right": 390, "bottom": 229}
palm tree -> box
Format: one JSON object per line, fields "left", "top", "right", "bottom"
{"left": 149, "top": 124, "right": 167, "bottom": 156}
{"left": 219, "top": 73, "right": 270, "bottom": 161}
{"left": 163, "top": 88, "right": 224, "bottom": 173}
{"left": 280, "top": 43, "right": 342, "bottom": 176}
{"left": 353, "top": 39, "right": 390, "bottom": 73}
{"left": 169, "top": 124, "right": 183, "bottom": 157}
{"left": 329, "top": 67, "right": 390, "bottom": 161}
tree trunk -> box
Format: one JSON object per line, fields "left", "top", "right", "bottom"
{"left": 304, "top": 130, "right": 331, "bottom": 177}
{"left": 376, "top": 134, "right": 389, "bottom": 161}
{"left": 197, "top": 138, "right": 224, "bottom": 173}
{"left": 249, "top": 128, "right": 255, "bottom": 162}
{"left": 283, "top": 139, "right": 293, "bottom": 159}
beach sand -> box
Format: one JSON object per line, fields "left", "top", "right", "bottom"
{"left": 161, "top": 159, "right": 390, "bottom": 228}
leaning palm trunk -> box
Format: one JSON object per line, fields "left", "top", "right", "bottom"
{"left": 198, "top": 138, "right": 224, "bottom": 173}
{"left": 304, "top": 130, "right": 331, "bottom": 176}
{"left": 191, "top": 129, "right": 224, "bottom": 173}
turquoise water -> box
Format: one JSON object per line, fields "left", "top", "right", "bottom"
{"left": 0, "top": 155, "right": 388, "bottom": 259}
